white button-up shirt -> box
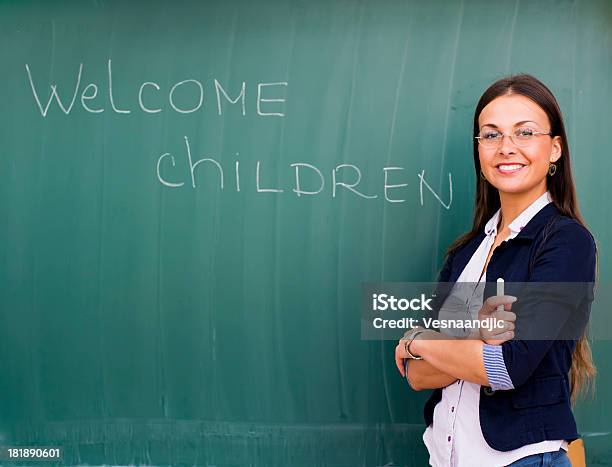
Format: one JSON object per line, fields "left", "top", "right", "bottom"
{"left": 423, "top": 191, "right": 567, "bottom": 466}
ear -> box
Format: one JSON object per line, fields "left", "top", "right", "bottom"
{"left": 550, "top": 136, "right": 562, "bottom": 163}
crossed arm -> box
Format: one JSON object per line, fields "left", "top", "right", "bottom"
{"left": 398, "top": 296, "right": 516, "bottom": 390}
{"left": 405, "top": 359, "right": 457, "bottom": 390}
{"left": 402, "top": 336, "right": 487, "bottom": 390}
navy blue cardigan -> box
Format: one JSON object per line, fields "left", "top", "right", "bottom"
{"left": 423, "top": 202, "right": 597, "bottom": 452}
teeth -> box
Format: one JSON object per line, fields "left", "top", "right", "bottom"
{"left": 498, "top": 164, "right": 524, "bottom": 171}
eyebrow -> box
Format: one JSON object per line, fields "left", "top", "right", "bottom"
{"left": 480, "top": 120, "right": 541, "bottom": 128}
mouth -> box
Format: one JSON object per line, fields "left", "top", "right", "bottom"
{"left": 495, "top": 163, "right": 526, "bottom": 175}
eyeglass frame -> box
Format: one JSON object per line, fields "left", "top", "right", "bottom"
{"left": 475, "top": 128, "right": 553, "bottom": 148}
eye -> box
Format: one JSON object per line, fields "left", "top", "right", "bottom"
{"left": 482, "top": 131, "right": 501, "bottom": 140}
{"left": 515, "top": 127, "right": 535, "bottom": 137}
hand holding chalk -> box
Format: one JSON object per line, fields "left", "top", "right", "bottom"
{"left": 478, "top": 278, "right": 517, "bottom": 345}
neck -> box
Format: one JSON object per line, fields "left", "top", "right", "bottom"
{"left": 498, "top": 185, "right": 547, "bottom": 232}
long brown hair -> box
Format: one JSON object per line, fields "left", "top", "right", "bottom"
{"left": 447, "top": 73, "right": 596, "bottom": 400}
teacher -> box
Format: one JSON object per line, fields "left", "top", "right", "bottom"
{"left": 395, "top": 74, "right": 597, "bottom": 466}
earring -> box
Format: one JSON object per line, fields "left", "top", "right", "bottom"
{"left": 480, "top": 171, "right": 487, "bottom": 181}
{"left": 548, "top": 163, "right": 557, "bottom": 176}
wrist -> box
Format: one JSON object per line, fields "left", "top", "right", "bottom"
{"left": 410, "top": 329, "right": 434, "bottom": 356}
{"left": 402, "top": 327, "right": 426, "bottom": 360}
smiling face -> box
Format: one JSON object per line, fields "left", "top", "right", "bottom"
{"left": 477, "top": 94, "right": 562, "bottom": 198}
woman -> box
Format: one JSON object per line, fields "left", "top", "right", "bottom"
{"left": 395, "top": 74, "right": 597, "bottom": 466}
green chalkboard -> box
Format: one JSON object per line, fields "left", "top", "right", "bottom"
{"left": 1, "top": 0, "right": 611, "bottom": 465}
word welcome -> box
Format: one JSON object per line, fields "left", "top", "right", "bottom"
{"left": 25, "top": 60, "right": 287, "bottom": 117}
{"left": 156, "top": 137, "right": 453, "bottom": 207}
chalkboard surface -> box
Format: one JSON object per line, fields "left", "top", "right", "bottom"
{"left": 1, "top": 0, "right": 611, "bottom": 465}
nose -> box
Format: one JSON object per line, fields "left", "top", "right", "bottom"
{"left": 498, "top": 134, "right": 518, "bottom": 155}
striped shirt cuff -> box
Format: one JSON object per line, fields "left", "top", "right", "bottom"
{"left": 483, "top": 344, "right": 514, "bottom": 390}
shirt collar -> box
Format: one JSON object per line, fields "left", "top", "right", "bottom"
{"left": 483, "top": 191, "right": 552, "bottom": 239}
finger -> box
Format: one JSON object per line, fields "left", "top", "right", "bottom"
{"left": 489, "top": 321, "right": 515, "bottom": 336}
{"left": 492, "top": 310, "right": 516, "bottom": 322}
{"left": 487, "top": 329, "right": 506, "bottom": 339}
{"left": 395, "top": 355, "right": 405, "bottom": 377}
{"left": 480, "top": 317, "right": 512, "bottom": 337}
{"left": 495, "top": 331, "right": 515, "bottom": 342}
{"left": 486, "top": 331, "right": 515, "bottom": 345}
{"left": 395, "top": 345, "right": 405, "bottom": 376}
{"left": 482, "top": 295, "right": 517, "bottom": 314}
{"left": 484, "top": 295, "right": 517, "bottom": 310}
{"left": 503, "top": 330, "right": 514, "bottom": 341}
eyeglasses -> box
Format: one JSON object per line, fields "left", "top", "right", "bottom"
{"left": 475, "top": 127, "right": 552, "bottom": 148}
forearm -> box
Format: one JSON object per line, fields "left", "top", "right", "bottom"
{"left": 405, "top": 359, "right": 457, "bottom": 390}
{"left": 410, "top": 332, "right": 489, "bottom": 386}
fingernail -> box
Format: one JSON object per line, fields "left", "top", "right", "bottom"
{"left": 509, "top": 296, "right": 517, "bottom": 303}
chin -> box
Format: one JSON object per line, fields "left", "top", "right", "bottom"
{"left": 490, "top": 180, "right": 540, "bottom": 195}
{"left": 497, "top": 187, "right": 531, "bottom": 195}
